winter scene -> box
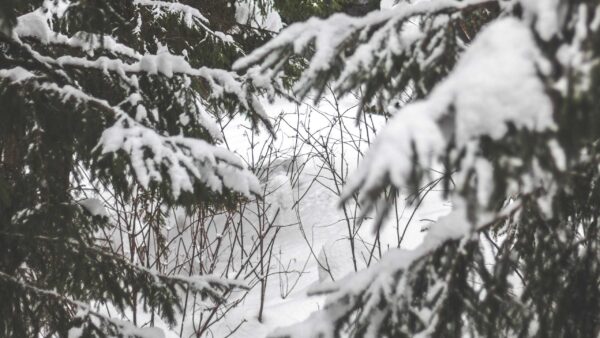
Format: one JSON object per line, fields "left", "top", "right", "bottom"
{"left": 0, "top": 0, "right": 598, "bottom": 337}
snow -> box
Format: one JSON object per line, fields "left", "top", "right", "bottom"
{"left": 16, "top": 3, "right": 238, "bottom": 65}
{"left": 35, "top": 81, "right": 260, "bottom": 199}
{"left": 133, "top": 0, "right": 209, "bottom": 25}
{"left": 342, "top": 100, "right": 445, "bottom": 205}
{"left": 32, "top": 48, "right": 270, "bottom": 122}
{"left": 235, "top": 1, "right": 283, "bottom": 32}
{"left": 548, "top": 139, "right": 566, "bottom": 171}
{"left": 175, "top": 274, "right": 249, "bottom": 294}
{"left": 43, "top": 0, "right": 70, "bottom": 18}
{"left": 45, "top": 48, "right": 269, "bottom": 122}
{"left": 555, "top": 4, "right": 593, "bottom": 93}
{"left": 15, "top": 11, "right": 140, "bottom": 58}
{"left": 429, "top": 17, "right": 554, "bottom": 143}
{"left": 36, "top": 48, "right": 253, "bottom": 101}
{"left": 343, "top": 17, "right": 555, "bottom": 210}
{"left": 380, "top": 0, "right": 397, "bottom": 9}
{"left": 98, "top": 116, "right": 261, "bottom": 198}
{"left": 0, "top": 67, "right": 36, "bottom": 82}
{"left": 271, "top": 197, "right": 519, "bottom": 338}
{"left": 263, "top": 13, "right": 284, "bottom": 33}
{"left": 15, "top": 11, "right": 50, "bottom": 43}
{"left": 79, "top": 198, "right": 109, "bottom": 217}
{"left": 423, "top": 201, "right": 470, "bottom": 244}
{"left": 133, "top": 0, "right": 237, "bottom": 46}
{"left": 520, "top": 0, "right": 561, "bottom": 41}
{"left": 475, "top": 158, "right": 494, "bottom": 206}
{"left": 592, "top": 5, "right": 600, "bottom": 31}
{"left": 119, "top": 326, "right": 166, "bottom": 338}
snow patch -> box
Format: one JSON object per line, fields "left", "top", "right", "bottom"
{"left": 79, "top": 198, "right": 109, "bottom": 217}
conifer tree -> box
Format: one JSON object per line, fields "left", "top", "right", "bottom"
{"left": 236, "top": 0, "right": 600, "bottom": 337}
{"left": 0, "top": 1, "right": 271, "bottom": 337}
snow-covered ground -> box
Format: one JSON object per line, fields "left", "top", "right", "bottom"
{"left": 199, "top": 1, "right": 453, "bottom": 334}
{"left": 199, "top": 97, "right": 452, "bottom": 338}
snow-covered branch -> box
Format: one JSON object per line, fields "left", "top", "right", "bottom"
{"left": 132, "top": 0, "right": 238, "bottom": 46}
{"left": 0, "top": 269, "right": 162, "bottom": 338}
{"left": 34, "top": 81, "right": 260, "bottom": 198}
{"left": 270, "top": 199, "right": 521, "bottom": 338}
{"left": 234, "top": 0, "right": 498, "bottom": 101}
{"left": 133, "top": 0, "right": 209, "bottom": 24}
{"left": 16, "top": 11, "right": 141, "bottom": 59}
{"left": 14, "top": 11, "right": 266, "bottom": 123}
{"left": 341, "top": 17, "right": 556, "bottom": 217}
{"left": 0, "top": 266, "right": 244, "bottom": 338}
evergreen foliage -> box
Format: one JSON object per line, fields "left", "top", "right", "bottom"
{"left": 0, "top": 1, "right": 266, "bottom": 336}
{"left": 236, "top": 0, "right": 600, "bottom": 337}
{"left": 274, "top": 0, "right": 379, "bottom": 22}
